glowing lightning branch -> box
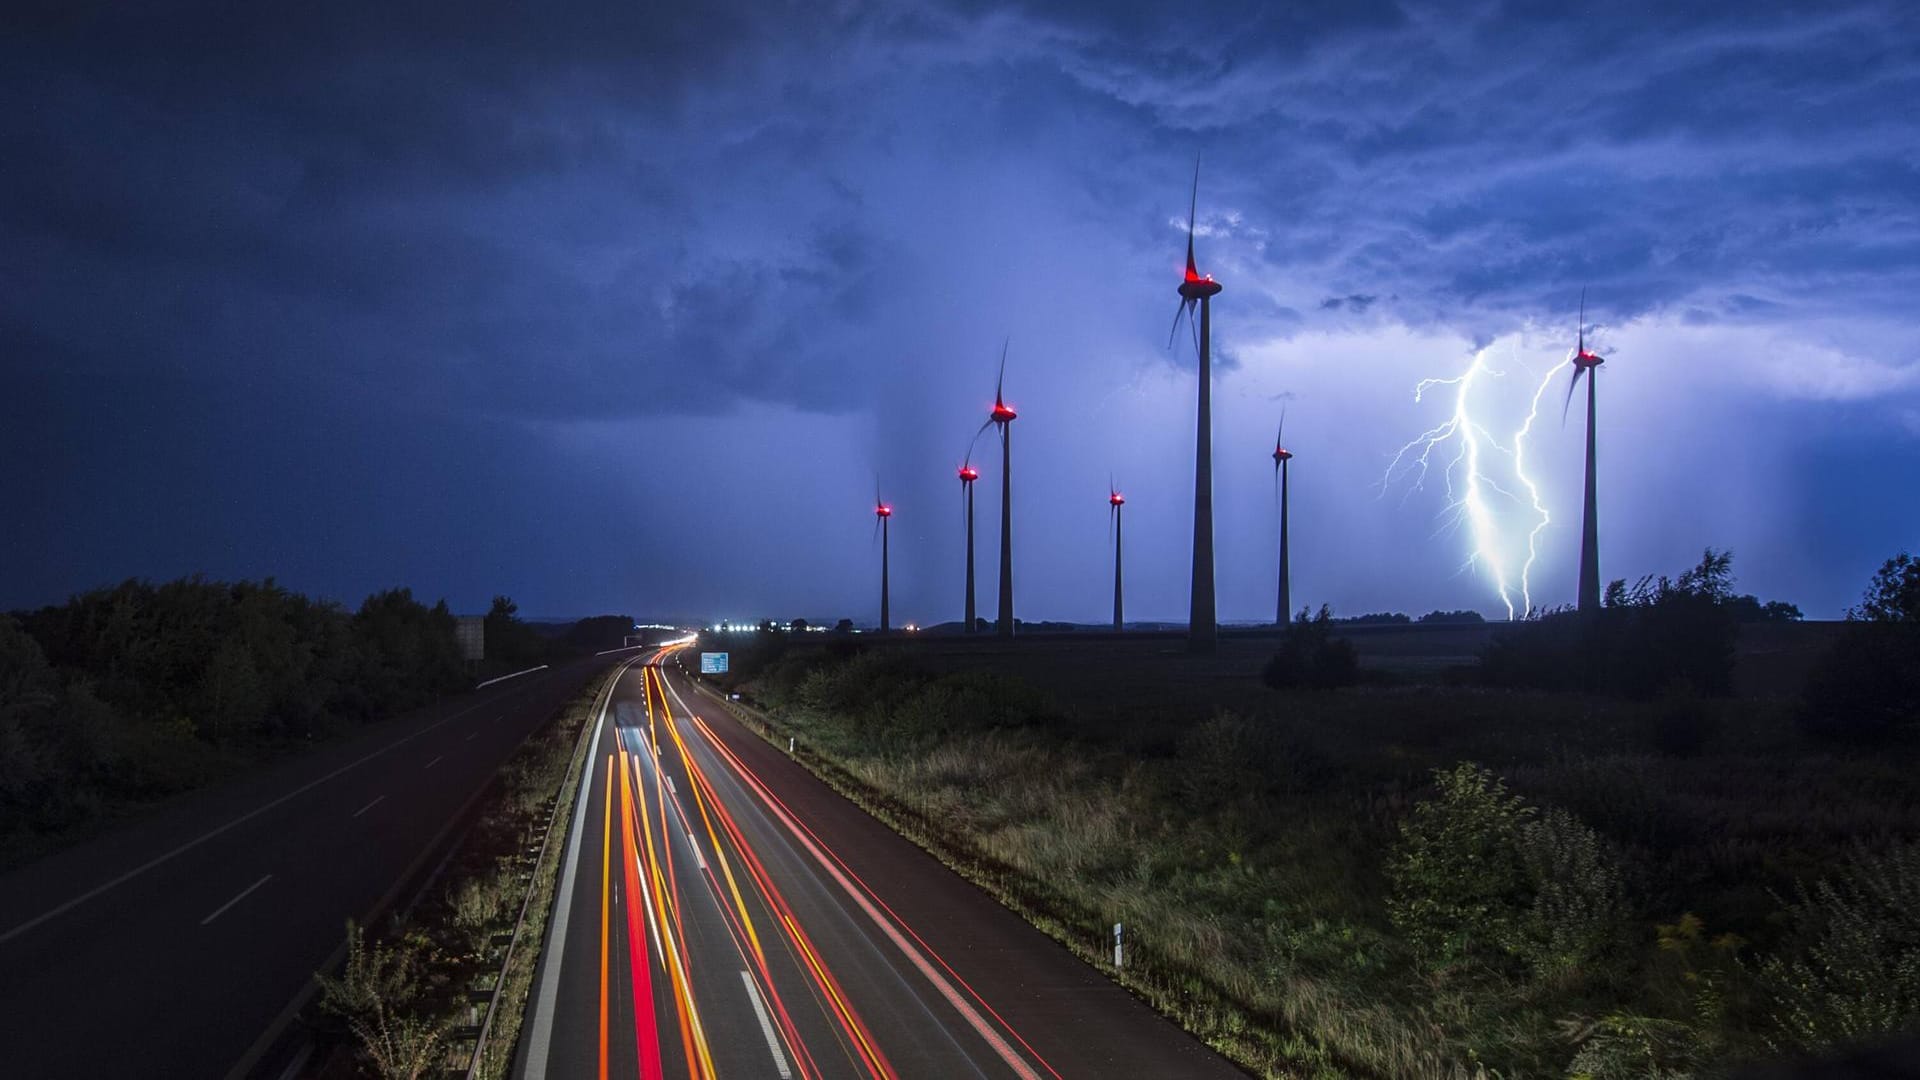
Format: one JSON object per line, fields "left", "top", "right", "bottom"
{"left": 1384, "top": 345, "right": 1560, "bottom": 620}
{"left": 1512, "top": 352, "right": 1571, "bottom": 617}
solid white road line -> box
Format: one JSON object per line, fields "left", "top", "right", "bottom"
{"left": 425, "top": 755, "right": 444, "bottom": 770}
{"left": 352, "top": 796, "right": 385, "bottom": 819}
{"left": 521, "top": 652, "right": 649, "bottom": 1080}
{"left": 201, "top": 875, "right": 272, "bottom": 926}
{"left": 740, "top": 970, "right": 794, "bottom": 1079}
{"left": 0, "top": 683, "right": 529, "bottom": 947}
{"left": 475, "top": 665, "right": 548, "bottom": 689}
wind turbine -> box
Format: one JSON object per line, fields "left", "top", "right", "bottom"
{"left": 874, "top": 491, "right": 894, "bottom": 632}
{"left": 1272, "top": 412, "right": 1294, "bottom": 627}
{"left": 1169, "top": 158, "right": 1223, "bottom": 653}
{"left": 957, "top": 460, "right": 979, "bottom": 633}
{"left": 970, "top": 340, "right": 1018, "bottom": 638}
{"left": 1109, "top": 480, "right": 1126, "bottom": 631}
{"left": 1564, "top": 290, "right": 1605, "bottom": 614}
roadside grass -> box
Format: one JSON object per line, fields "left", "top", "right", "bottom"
{"left": 702, "top": 641, "right": 1920, "bottom": 1078}
{"left": 307, "top": 668, "right": 612, "bottom": 1080}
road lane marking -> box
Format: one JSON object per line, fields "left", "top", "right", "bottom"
{"left": 739, "top": 971, "right": 794, "bottom": 1079}
{"left": 600, "top": 756, "right": 614, "bottom": 1080}
{"left": 523, "top": 652, "right": 649, "bottom": 1080}
{"left": 200, "top": 875, "right": 272, "bottom": 926}
{"left": 352, "top": 796, "right": 385, "bottom": 818}
{"left": 425, "top": 755, "right": 444, "bottom": 770}
{"left": 0, "top": 676, "right": 540, "bottom": 947}
{"left": 475, "top": 664, "right": 548, "bottom": 689}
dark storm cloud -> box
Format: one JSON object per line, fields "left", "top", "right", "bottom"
{"left": 5, "top": 0, "right": 1919, "bottom": 618}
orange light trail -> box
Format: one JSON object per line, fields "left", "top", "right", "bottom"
{"left": 689, "top": 709, "right": 1062, "bottom": 1080}
{"left": 646, "top": 666, "right": 890, "bottom": 1079}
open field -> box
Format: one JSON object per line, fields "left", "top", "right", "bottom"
{"left": 706, "top": 621, "right": 1917, "bottom": 1077}
{"left": 871, "top": 620, "right": 1846, "bottom": 711}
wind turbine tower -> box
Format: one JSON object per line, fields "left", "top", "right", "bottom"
{"left": 1273, "top": 416, "right": 1294, "bottom": 627}
{"left": 1109, "top": 482, "right": 1126, "bottom": 631}
{"left": 875, "top": 496, "right": 894, "bottom": 632}
{"left": 1566, "top": 292, "right": 1605, "bottom": 614}
{"left": 986, "top": 343, "right": 1018, "bottom": 638}
{"left": 1170, "top": 160, "right": 1223, "bottom": 653}
{"left": 958, "top": 462, "right": 979, "bottom": 632}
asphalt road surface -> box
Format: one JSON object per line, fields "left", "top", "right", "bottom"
{"left": 517, "top": 650, "right": 1246, "bottom": 1080}
{"left": 0, "top": 654, "right": 620, "bottom": 1080}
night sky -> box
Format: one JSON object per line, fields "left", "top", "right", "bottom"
{"left": 6, "top": 2, "right": 1918, "bottom": 623}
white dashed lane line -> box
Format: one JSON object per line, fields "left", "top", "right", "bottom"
{"left": 200, "top": 875, "right": 272, "bottom": 926}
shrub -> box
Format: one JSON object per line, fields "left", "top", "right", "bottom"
{"left": 1389, "top": 764, "right": 1630, "bottom": 979}
{"left": 1386, "top": 763, "right": 1535, "bottom": 967}
{"left": 1508, "top": 808, "right": 1631, "bottom": 980}
{"left": 1175, "top": 713, "right": 1270, "bottom": 808}
{"left": 1565, "top": 1012, "right": 1705, "bottom": 1080}
{"left": 1756, "top": 843, "right": 1920, "bottom": 1053}
{"left": 1263, "top": 605, "right": 1359, "bottom": 691}
{"left": 1481, "top": 550, "right": 1740, "bottom": 698}
{"left": 315, "top": 921, "right": 452, "bottom": 1080}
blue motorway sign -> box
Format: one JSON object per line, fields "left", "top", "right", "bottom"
{"left": 699, "top": 652, "right": 729, "bottom": 674}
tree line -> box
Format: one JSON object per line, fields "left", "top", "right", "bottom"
{"left": 0, "top": 576, "right": 628, "bottom": 860}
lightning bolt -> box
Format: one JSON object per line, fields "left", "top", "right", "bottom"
{"left": 1383, "top": 343, "right": 1560, "bottom": 620}
{"left": 1513, "top": 353, "right": 1571, "bottom": 616}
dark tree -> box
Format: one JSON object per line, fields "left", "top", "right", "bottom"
{"left": 1800, "top": 553, "right": 1920, "bottom": 741}
{"left": 1263, "top": 605, "right": 1360, "bottom": 690}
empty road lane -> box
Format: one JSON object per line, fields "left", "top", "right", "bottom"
{"left": 0, "top": 654, "right": 623, "bottom": 1080}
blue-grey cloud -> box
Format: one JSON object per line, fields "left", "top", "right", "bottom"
{"left": 4, "top": 0, "right": 1918, "bottom": 620}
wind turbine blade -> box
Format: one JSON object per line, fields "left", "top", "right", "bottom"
{"left": 1167, "top": 301, "right": 1188, "bottom": 349}
{"left": 967, "top": 417, "right": 994, "bottom": 462}
{"left": 1578, "top": 287, "right": 1587, "bottom": 353}
{"left": 1278, "top": 404, "right": 1287, "bottom": 448}
{"left": 1186, "top": 153, "right": 1201, "bottom": 273}
{"left": 1561, "top": 368, "right": 1583, "bottom": 425}
{"left": 996, "top": 338, "right": 1009, "bottom": 400}
{"left": 1188, "top": 300, "right": 1202, "bottom": 359}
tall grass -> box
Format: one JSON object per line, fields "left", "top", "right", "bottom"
{"left": 726, "top": 644, "right": 1920, "bottom": 1078}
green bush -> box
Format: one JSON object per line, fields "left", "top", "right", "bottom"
{"left": 1388, "top": 763, "right": 1630, "bottom": 979}
{"left": 1565, "top": 1012, "right": 1704, "bottom": 1080}
{"left": 1757, "top": 843, "right": 1920, "bottom": 1052}
{"left": 1386, "top": 762, "right": 1535, "bottom": 967}
{"left": 1509, "top": 808, "right": 1631, "bottom": 980}
{"left": 1262, "top": 605, "right": 1359, "bottom": 691}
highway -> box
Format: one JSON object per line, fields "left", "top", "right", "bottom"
{"left": 0, "top": 654, "right": 618, "bottom": 1080}
{"left": 518, "top": 650, "right": 1246, "bottom": 1080}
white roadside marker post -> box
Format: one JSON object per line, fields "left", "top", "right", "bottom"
{"left": 1113, "top": 922, "right": 1124, "bottom": 969}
